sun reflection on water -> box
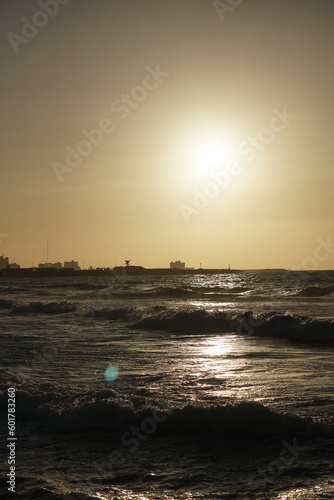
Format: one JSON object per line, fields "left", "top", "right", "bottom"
{"left": 187, "top": 335, "right": 246, "bottom": 381}
{"left": 202, "top": 337, "right": 236, "bottom": 357}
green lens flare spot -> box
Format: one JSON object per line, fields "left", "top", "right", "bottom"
{"left": 104, "top": 364, "right": 119, "bottom": 383}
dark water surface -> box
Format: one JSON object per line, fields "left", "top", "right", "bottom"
{"left": 1, "top": 271, "right": 334, "bottom": 499}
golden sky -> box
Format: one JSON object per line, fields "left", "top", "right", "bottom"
{"left": 1, "top": 0, "right": 334, "bottom": 269}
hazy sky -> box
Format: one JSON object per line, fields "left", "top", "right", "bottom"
{"left": 1, "top": 0, "right": 334, "bottom": 269}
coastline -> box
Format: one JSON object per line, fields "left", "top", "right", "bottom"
{"left": 0, "top": 266, "right": 243, "bottom": 277}
{"left": 0, "top": 267, "right": 294, "bottom": 277}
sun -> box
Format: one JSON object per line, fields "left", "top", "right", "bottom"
{"left": 192, "top": 140, "right": 232, "bottom": 183}
{"left": 196, "top": 142, "right": 227, "bottom": 172}
{"left": 179, "top": 132, "right": 234, "bottom": 184}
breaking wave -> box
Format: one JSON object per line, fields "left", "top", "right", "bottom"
{"left": 2, "top": 390, "right": 329, "bottom": 439}
{"left": 3, "top": 298, "right": 334, "bottom": 341}
{"left": 11, "top": 301, "right": 77, "bottom": 315}
{"left": 110, "top": 285, "right": 251, "bottom": 300}
{"left": 0, "top": 298, "right": 13, "bottom": 309}
{"left": 127, "top": 308, "right": 334, "bottom": 342}
{"left": 47, "top": 282, "right": 111, "bottom": 291}
{"left": 297, "top": 285, "right": 334, "bottom": 297}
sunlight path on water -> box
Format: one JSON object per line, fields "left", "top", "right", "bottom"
{"left": 275, "top": 481, "right": 334, "bottom": 499}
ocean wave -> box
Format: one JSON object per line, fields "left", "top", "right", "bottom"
{"left": 110, "top": 286, "right": 196, "bottom": 299}
{"left": 190, "top": 285, "right": 251, "bottom": 294}
{"left": 240, "top": 312, "right": 334, "bottom": 341}
{"left": 81, "top": 306, "right": 135, "bottom": 320}
{"left": 109, "top": 285, "right": 251, "bottom": 300}
{"left": 6, "top": 391, "right": 329, "bottom": 438}
{"left": 11, "top": 301, "right": 77, "bottom": 315}
{"left": 77, "top": 306, "right": 334, "bottom": 341}
{"left": 46, "top": 282, "right": 110, "bottom": 291}
{"left": 2, "top": 484, "right": 101, "bottom": 500}
{"left": 55, "top": 400, "right": 328, "bottom": 437}
{"left": 0, "top": 286, "right": 30, "bottom": 294}
{"left": 297, "top": 285, "right": 334, "bottom": 297}
{"left": 165, "top": 401, "right": 329, "bottom": 438}
{"left": 0, "top": 298, "right": 13, "bottom": 309}
{"left": 130, "top": 308, "right": 233, "bottom": 333}
{"left": 129, "top": 308, "right": 334, "bottom": 342}
{"left": 4, "top": 297, "right": 334, "bottom": 341}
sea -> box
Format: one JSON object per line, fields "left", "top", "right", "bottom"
{"left": 0, "top": 270, "right": 334, "bottom": 499}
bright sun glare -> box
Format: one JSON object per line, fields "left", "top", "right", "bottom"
{"left": 182, "top": 134, "right": 233, "bottom": 183}
{"left": 196, "top": 142, "right": 227, "bottom": 171}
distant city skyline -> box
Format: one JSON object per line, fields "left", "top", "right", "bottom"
{"left": 1, "top": 1, "right": 334, "bottom": 271}
{"left": 1, "top": 241, "right": 334, "bottom": 272}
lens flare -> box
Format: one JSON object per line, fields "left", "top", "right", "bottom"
{"left": 104, "top": 363, "right": 119, "bottom": 382}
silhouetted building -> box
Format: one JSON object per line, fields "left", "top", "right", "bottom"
{"left": 7, "top": 263, "right": 20, "bottom": 269}
{"left": 38, "top": 262, "right": 63, "bottom": 269}
{"left": 170, "top": 260, "right": 185, "bottom": 269}
{"left": 64, "top": 260, "right": 80, "bottom": 270}
{"left": 0, "top": 256, "right": 9, "bottom": 269}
